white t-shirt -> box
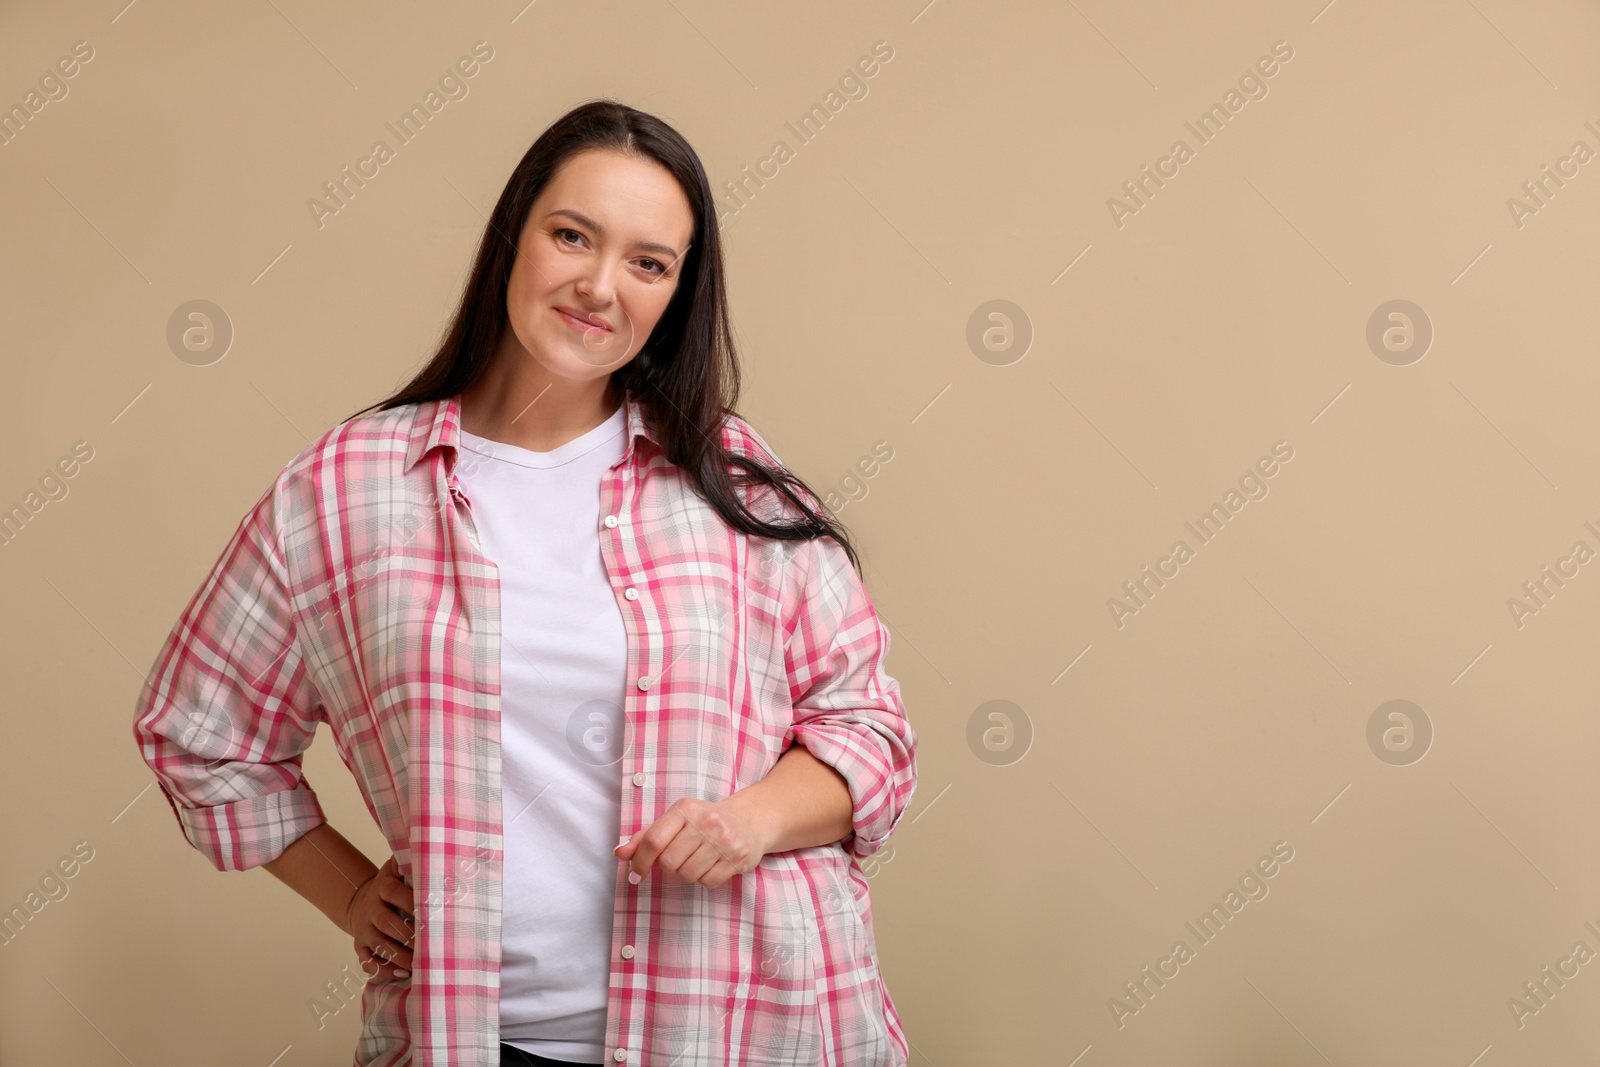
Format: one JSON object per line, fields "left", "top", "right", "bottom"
{"left": 455, "top": 404, "right": 629, "bottom": 1064}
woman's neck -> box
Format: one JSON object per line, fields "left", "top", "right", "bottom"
{"left": 459, "top": 355, "right": 621, "bottom": 453}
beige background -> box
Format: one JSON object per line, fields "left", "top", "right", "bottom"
{"left": 2, "top": 0, "right": 1598, "bottom": 1063}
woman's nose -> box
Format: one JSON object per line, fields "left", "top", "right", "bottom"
{"left": 575, "top": 260, "right": 619, "bottom": 302}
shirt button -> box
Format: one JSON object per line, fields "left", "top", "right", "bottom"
{"left": 604, "top": 515, "right": 619, "bottom": 528}
{"left": 613, "top": 1050, "right": 628, "bottom": 1062}
{"left": 624, "top": 587, "right": 639, "bottom": 601}
{"left": 637, "top": 677, "right": 651, "bottom": 691}
{"left": 621, "top": 944, "right": 636, "bottom": 959}
{"left": 632, "top": 772, "right": 646, "bottom": 786}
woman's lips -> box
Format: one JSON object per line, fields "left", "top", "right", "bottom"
{"left": 555, "top": 306, "right": 612, "bottom": 333}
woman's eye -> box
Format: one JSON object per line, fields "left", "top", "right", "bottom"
{"left": 551, "top": 231, "right": 666, "bottom": 275}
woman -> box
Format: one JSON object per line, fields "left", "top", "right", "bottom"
{"left": 132, "top": 99, "right": 918, "bottom": 1067}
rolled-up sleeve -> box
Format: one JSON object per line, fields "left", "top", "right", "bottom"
{"left": 781, "top": 530, "right": 918, "bottom": 862}
{"left": 131, "top": 480, "right": 328, "bottom": 872}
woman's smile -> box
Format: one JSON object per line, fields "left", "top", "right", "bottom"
{"left": 554, "top": 305, "right": 613, "bottom": 334}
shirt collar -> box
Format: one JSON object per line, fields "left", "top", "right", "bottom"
{"left": 403, "top": 390, "right": 658, "bottom": 475}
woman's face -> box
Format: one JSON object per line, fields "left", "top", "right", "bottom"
{"left": 502, "top": 148, "right": 695, "bottom": 379}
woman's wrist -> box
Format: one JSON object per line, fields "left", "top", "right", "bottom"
{"left": 262, "top": 822, "right": 380, "bottom": 934}
{"left": 340, "top": 872, "right": 374, "bottom": 938}
{"left": 719, "top": 785, "right": 782, "bottom": 858}
{"left": 728, "top": 745, "right": 854, "bottom": 855}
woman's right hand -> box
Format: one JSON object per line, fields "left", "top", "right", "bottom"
{"left": 344, "top": 854, "right": 415, "bottom": 980}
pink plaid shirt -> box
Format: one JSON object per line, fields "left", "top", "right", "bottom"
{"left": 131, "top": 391, "right": 918, "bottom": 1066}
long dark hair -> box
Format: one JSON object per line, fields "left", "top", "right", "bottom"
{"left": 344, "top": 99, "right": 858, "bottom": 573}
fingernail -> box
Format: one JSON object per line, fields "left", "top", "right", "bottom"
{"left": 394, "top": 969, "right": 410, "bottom": 978}
{"left": 628, "top": 870, "right": 641, "bottom": 885}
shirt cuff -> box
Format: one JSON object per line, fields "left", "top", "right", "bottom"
{"left": 169, "top": 779, "right": 328, "bottom": 872}
{"left": 787, "top": 719, "right": 912, "bottom": 862}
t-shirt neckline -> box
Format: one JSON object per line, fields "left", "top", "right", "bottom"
{"left": 458, "top": 404, "right": 626, "bottom": 470}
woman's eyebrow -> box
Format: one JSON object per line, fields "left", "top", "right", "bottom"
{"left": 546, "top": 208, "right": 681, "bottom": 260}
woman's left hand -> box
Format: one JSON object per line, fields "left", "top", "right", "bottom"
{"left": 614, "top": 795, "right": 772, "bottom": 889}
